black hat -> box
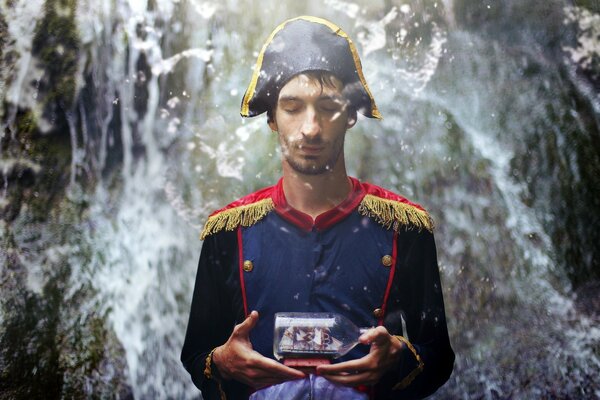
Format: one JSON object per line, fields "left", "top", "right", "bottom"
{"left": 240, "top": 16, "right": 382, "bottom": 119}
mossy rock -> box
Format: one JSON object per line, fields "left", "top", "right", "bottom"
{"left": 31, "top": 0, "right": 81, "bottom": 134}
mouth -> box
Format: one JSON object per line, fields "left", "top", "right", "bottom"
{"left": 298, "top": 145, "right": 324, "bottom": 154}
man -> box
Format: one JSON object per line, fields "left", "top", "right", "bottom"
{"left": 181, "top": 16, "right": 454, "bottom": 399}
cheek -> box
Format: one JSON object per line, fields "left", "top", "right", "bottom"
{"left": 279, "top": 138, "right": 291, "bottom": 156}
{"left": 277, "top": 131, "right": 296, "bottom": 154}
{"left": 278, "top": 124, "right": 303, "bottom": 143}
{"left": 323, "top": 121, "right": 348, "bottom": 140}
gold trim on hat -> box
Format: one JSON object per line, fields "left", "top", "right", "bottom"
{"left": 241, "top": 15, "right": 382, "bottom": 119}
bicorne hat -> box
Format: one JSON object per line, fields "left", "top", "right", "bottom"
{"left": 240, "top": 16, "right": 382, "bottom": 119}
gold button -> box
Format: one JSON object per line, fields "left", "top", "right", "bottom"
{"left": 373, "top": 308, "right": 384, "bottom": 318}
{"left": 243, "top": 260, "right": 254, "bottom": 272}
{"left": 381, "top": 255, "right": 393, "bottom": 267}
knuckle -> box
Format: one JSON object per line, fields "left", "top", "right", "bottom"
{"left": 376, "top": 326, "right": 388, "bottom": 335}
{"left": 243, "top": 358, "right": 255, "bottom": 369}
{"left": 247, "top": 370, "right": 258, "bottom": 379}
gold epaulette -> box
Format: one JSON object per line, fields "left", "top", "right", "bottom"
{"left": 358, "top": 194, "right": 434, "bottom": 232}
{"left": 200, "top": 198, "right": 275, "bottom": 240}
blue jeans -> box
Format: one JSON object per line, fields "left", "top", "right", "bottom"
{"left": 249, "top": 375, "right": 369, "bottom": 400}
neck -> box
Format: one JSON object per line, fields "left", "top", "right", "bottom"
{"left": 281, "top": 159, "right": 351, "bottom": 219}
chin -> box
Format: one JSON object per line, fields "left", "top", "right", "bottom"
{"left": 285, "top": 150, "right": 340, "bottom": 175}
{"left": 292, "top": 163, "right": 332, "bottom": 176}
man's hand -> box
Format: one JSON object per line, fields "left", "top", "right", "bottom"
{"left": 212, "top": 310, "right": 306, "bottom": 388}
{"left": 316, "top": 326, "right": 404, "bottom": 386}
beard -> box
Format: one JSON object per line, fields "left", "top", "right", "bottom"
{"left": 281, "top": 135, "right": 345, "bottom": 176}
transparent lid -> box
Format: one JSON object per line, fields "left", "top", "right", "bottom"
{"left": 273, "top": 312, "right": 366, "bottom": 360}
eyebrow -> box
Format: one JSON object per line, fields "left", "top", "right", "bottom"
{"left": 278, "top": 95, "right": 344, "bottom": 103}
{"left": 278, "top": 96, "right": 302, "bottom": 103}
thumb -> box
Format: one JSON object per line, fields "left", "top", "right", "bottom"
{"left": 359, "top": 326, "right": 389, "bottom": 345}
{"left": 234, "top": 310, "right": 259, "bottom": 338}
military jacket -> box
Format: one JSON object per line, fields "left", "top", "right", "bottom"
{"left": 181, "top": 177, "right": 454, "bottom": 399}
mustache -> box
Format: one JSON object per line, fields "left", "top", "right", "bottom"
{"left": 291, "top": 137, "right": 326, "bottom": 147}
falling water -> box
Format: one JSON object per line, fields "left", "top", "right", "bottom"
{"left": 1, "top": 0, "right": 599, "bottom": 398}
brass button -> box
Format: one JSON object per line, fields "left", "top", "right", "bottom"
{"left": 243, "top": 260, "right": 254, "bottom": 272}
{"left": 381, "top": 255, "right": 393, "bottom": 267}
{"left": 373, "top": 308, "right": 384, "bottom": 318}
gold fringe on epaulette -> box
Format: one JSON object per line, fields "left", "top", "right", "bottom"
{"left": 200, "top": 198, "right": 275, "bottom": 240}
{"left": 358, "top": 194, "right": 434, "bottom": 232}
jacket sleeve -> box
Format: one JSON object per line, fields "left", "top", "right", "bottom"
{"left": 379, "top": 229, "right": 455, "bottom": 399}
{"left": 180, "top": 230, "right": 247, "bottom": 399}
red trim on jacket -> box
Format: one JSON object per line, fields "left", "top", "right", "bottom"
{"left": 237, "top": 227, "right": 249, "bottom": 317}
{"left": 378, "top": 230, "right": 398, "bottom": 326}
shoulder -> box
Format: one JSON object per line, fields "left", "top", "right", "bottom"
{"left": 358, "top": 181, "right": 434, "bottom": 232}
{"left": 200, "top": 184, "right": 276, "bottom": 240}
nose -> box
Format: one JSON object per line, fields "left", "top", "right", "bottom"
{"left": 300, "top": 107, "right": 321, "bottom": 139}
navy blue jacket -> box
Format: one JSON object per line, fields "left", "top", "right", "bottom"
{"left": 181, "top": 177, "right": 454, "bottom": 399}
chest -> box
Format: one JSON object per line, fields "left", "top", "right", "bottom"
{"left": 240, "top": 212, "right": 397, "bottom": 357}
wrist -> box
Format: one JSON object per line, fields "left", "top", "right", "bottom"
{"left": 204, "top": 347, "right": 228, "bottom": 399}
{"left": 211, "top": 346, "right": 230, "bottom": 381}
{"left": 389, "top": 334, "right": 404, "bottom": 362}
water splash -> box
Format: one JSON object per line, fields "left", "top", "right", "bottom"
{"left": 324, "top": 0, "right": 399, "bottom": 57}
{"left": 393, "top": 22, "right": 447, "bottom": 95}
{"left": 562, "top": 5, "right": 600, "bottom": 107}
{"left": 88, "top": 177, "right": 198, "bottom": 398}
{"left": 563, "top": 6, "right": 600, "bottom": 72}
{"left": 151, "top": 48, "right": 214, "bottom": 76}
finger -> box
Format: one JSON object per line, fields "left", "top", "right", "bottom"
{"left": 256, "top": 365, "right": 306, "bottom": 380}
{"left": 322, "top": 371, "right": 375, "bottom": 387}
{"left": 253, "top": 357, "right": 307, "bottom": 379}
{"left": 317, "top": 357, "right": 371, "bottom": 374}
{"left": 359, "top": 326, "right": 390, "bottom": 345}
{"left": 234, "top": 310, "right": 259, "bottom": 337}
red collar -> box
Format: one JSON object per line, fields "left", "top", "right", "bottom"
{"left": 271, "top": 177, "right": 366, "bottom": 232}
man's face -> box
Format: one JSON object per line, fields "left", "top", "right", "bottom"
{"left": 268, "top": 73, "right": 357, "bottom": 176}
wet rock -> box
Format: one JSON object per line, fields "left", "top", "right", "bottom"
{"left": 574, "top": 280, "right": 600, "bottom": 318}
{"left": 31, "top": 0, "right": 81, "bottom": 135}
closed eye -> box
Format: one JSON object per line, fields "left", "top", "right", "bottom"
{"left": 318, "top": 100, "right": 343, "bottom": 113}
{"left": 283, "top": 106, "right": 301, "bottom": 114}
{"left": 280, "top": 98, "right": 303, "bottom": 114}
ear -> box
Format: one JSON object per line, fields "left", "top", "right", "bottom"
{"left": 346, "top": 109, "right": 357, "bottom": 129}
{"left": 268, "top": 118, "right": 278, "bottom": 132}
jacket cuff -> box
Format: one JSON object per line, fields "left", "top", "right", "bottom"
{"left": 392, "top": 335, "right": 424, "bottom": 390}
{"left": 204, "top": 348, "right": 227, "bottom": 400}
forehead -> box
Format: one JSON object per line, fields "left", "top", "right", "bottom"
{"left": 278, "top": 73, "right": 344, "bottom": 100}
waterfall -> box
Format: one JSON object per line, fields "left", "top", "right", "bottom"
{"left": 1, "top": 0, "right": 599, "bottom": 398}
